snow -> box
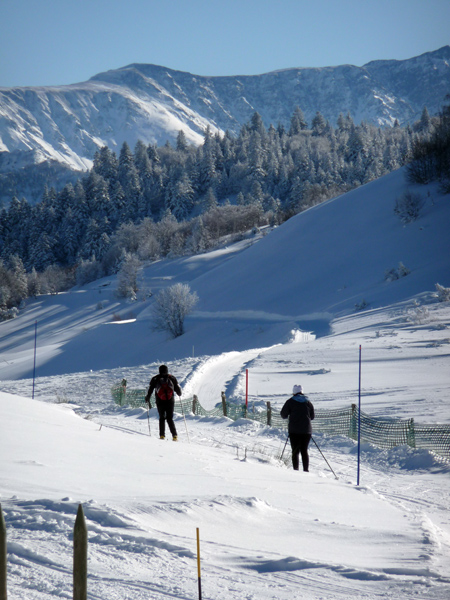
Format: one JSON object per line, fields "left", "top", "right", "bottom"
{"left": 1, "top": 167, "right": 450, "bottom": 599}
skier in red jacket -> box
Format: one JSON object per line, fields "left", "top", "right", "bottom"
{"left": 145, "top": 365, "right": 182, "bottom": 440}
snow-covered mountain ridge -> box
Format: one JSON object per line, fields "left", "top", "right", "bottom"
{"left": 0, "top": 46, "right": 449, "bottom": 190}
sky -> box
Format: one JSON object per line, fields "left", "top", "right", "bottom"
{"left": 1, "top": 0, "right": 450, "bottom": 88}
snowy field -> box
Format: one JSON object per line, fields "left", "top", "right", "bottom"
{"left": 1, "top": 167, "right": 450, "bottom": 599}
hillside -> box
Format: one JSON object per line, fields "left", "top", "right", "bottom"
{"left": 193, "top": 171, "right": 450, "bottom": 318}
{"left": 0, "top": 167, "right": 448, "bottom": 384}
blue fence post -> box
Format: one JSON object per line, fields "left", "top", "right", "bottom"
{"left": 0, "top": 503, "right": 6, "bottom": 600}
{"left": 357, "top": 345, "right": 362, "bottom": 486}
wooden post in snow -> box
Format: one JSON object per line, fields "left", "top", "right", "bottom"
{"left": 245, "top": 369, "right": 248, "bottom": 409}
{"left": 267, "top": 401, "right": 272, "bottom": 426}
{"left": 221, "top": 392, "right": 227, "bottom": 417}
{"left": 73, "top": 504, "right": 87, "bottom": 600}
{"left": 120, "top": 378, "right": 127, "bottom": 406}
{"left": 0, "top": 504, "right": 6, "bottom": 600}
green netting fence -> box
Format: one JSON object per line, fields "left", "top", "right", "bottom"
{"left": 111, "top": 383, "right": 450, "bottom": 460}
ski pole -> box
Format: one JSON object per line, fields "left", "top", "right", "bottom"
{"left": 280, "top": 433, "right": 290, "bottom": 460}
{"left": 147, "top": 405, "right": 151, "bottom": 437}
{"left": 179, "top": 396, "right": 190, "bottom": 443}
{"left": 311, "top": 436, "right": 338, "bottom": 480}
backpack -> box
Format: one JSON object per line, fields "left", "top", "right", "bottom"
{"left": 156, "top": 375, "right": 174, "bottom": 400}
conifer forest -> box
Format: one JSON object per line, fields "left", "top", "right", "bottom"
{"left": 0, "top": 102, "right": 447, "bottom": 318}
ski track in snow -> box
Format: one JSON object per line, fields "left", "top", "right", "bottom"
{"left": 182, "top": 346, "right": 278, "bottom": 409}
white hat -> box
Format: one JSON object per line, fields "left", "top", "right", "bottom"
{"left": 293, "top": 385, "right": 303, "bottom": 395}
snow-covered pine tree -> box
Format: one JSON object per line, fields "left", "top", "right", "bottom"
{"left": 118, "top": 142, "right": 142, "bottom": 220}
{"left": 117, "top": 252, "right": 141, "bottom": 300}
{"left": 289, "top": 106, "right": 308, "bottom": 135}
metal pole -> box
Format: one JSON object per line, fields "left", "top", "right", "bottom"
{"left": 357, "top": 345, "right": 362, "bottom": 486}
{"left": 196, "top": 527, "right": 202, "bottom": 600}
{"left": 280, "top": 434, "right": 290, "bottom": 460}
{"left": 147, "top": 407, "right": 151, "bottom": 436}
{"left": 311, "top": 437, "right": 338, "bottom": 480}
{"left": 32, "top": 320, "right": 37, "bottom": 399}
{"left": 0, "top": 504, "right": 6, "bottom": 600}
{"left": 179, "top": 396, "right": 190, "bottom": 443}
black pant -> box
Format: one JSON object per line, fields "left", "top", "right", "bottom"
{"left": 289, "top": 433, "right": 312, "bottom": 471}
{"left": 156, "top": 398, "right": 177, "bottom": 438}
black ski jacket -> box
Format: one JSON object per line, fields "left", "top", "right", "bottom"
{"left": 145, "top": 374, "right": 182, "bottom": 404}
{"left": 280, "top": 393, "right": 315, "bottom": 434}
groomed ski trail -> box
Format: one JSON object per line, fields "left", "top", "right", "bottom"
{"left": 182, "top": 346, "right": 278, "bottom": 409}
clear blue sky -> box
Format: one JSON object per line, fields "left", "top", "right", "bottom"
{"left": 1, "top": 0, "right": 449, "bottom": 88}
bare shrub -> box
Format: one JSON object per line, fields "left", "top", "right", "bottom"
{"left": 152, "top": 283, "right": 198, "bottom": 338}
{"left": 385, "top": 262, "right": 411, "bottom": 282}
{"left": 394, "top": 191, "right": 425, "bottom": 223}
{"left": 436, "top": 283, "right": 450, "bottom": 302}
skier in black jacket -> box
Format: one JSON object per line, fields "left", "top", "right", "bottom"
{"left": 145, "top": 365, "right": 182, "bottom": 440}
{"left": 280, "top": 385, "right": 315, "bottom": 471}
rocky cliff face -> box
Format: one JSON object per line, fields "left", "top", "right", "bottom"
{"left": 1, "top": 46, "right": 449, "bottom": 203}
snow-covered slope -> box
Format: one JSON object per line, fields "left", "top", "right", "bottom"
{"left": 0, "top": 165, "right": 449, "bottom": 599}
{"left": 0, "top": 167, "right": 448, "bottom": 383}
{"left": 192, "top": 170, "right": 449, "bottom": 319}
{"left": 1, "top": 388, "right": 449, "bottom": 599}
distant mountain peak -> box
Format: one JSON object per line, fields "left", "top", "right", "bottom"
{"left": 1, "top": 46, "right": 449, "bottom": 204}
{"left": 363, "top": 44, "right": 450, "bottom": 68}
